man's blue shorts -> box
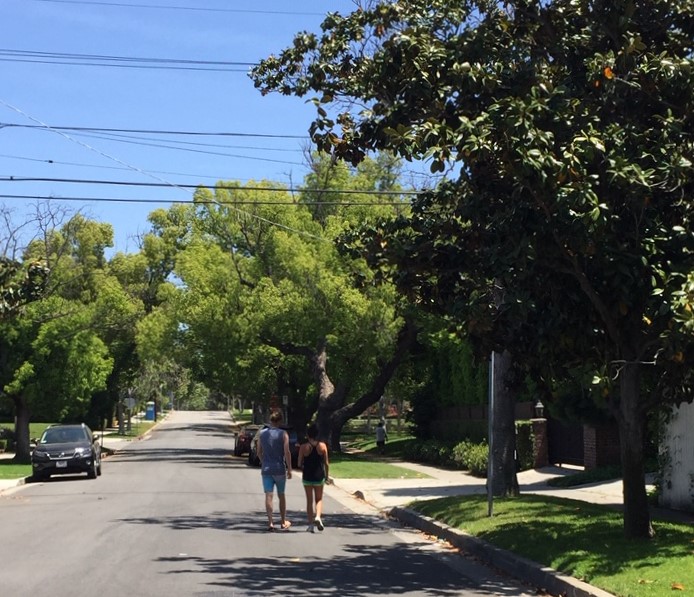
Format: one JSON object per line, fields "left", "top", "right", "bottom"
{"left": 262, "top": 473, "right": 287, "bottom": 494}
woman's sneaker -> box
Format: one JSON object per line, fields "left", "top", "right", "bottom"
{"left": 306, "top": 524, "right": 315, "bottom": 533}
{"left": 315, "top": 518, "right": 324, "bottom": 531}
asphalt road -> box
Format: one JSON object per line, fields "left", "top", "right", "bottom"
{"left": 0, "top": 411, "right": 535, "bottom": 597}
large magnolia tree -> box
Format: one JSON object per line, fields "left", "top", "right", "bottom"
{"left": 252, "top": 0, "right": 694, "bottom": 538}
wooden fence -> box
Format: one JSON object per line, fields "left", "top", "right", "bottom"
{"left": 660, "top": 402, "right": 694, "bottom": 512}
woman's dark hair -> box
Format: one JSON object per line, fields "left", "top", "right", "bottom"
{"left": 306, "top": 423, "right": 318, "bottom": 440}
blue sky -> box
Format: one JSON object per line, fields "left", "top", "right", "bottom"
{"left": 0, "top": 0, "right": 360, "bottom": 254}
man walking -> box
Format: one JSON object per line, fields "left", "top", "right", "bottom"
{"left": 375, "top": 420, "right": 388, "bottom": 455}
{"left": 257, "top": 410, "right": 293, "bottom": 531}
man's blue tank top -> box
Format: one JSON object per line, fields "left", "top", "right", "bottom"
{"left": 259, "top": 426, "right": 286, "bottom": 476}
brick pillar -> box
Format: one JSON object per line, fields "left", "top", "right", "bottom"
{"left": 584, "top": 423, "right": 620, "bottom": 470}
{"left": 584, "top": 425, "right": 598, "bottom": 470}
{"left": 531, "top": 418, "right": 548, "bottom": 468}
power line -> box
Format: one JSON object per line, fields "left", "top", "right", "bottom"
{"left": 64, "top": 130, "right": 303, "bottom": 153}
{"left": 0, "top": 152, "right": 441, "bottom": 186}
{"left": 0, "top": 56, "right": 250, "bottom": 72}
{"left": 0, "top": 99, "right": 330, "bottom": 242}
{"left": 63, "top": 131, "right": 306, "bottom": 166}
{"left": 2, "top": 121, "right": 311, "bottom": 164}
{"left": 0, "top": 153, "right": 255, "bottom": 182}
{"left": 0, "top": 176, "right": 420, "bottom": 196}
{"left": 0, "top": 49, "right": 254, "bottom": 67}
{"left": 0, "top": 193, "right": 414, "bottom": 206}
{"left": 0, "top": 122, "right": 308, "bottom": 139}
{"left": 29, "top": 0, "right": 327, "bottom": 16}
{"left": 0, "top": 49, "right": 253, "bottom": 72}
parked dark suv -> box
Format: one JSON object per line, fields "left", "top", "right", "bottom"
{"left": 233, "top": 425, "right": 260, "bottom": 457}
{"left": 31, "top": 424, "right": 102, "bottom": 481}
{"left": 248, "top": 425, "right": 299, "bottom": 468}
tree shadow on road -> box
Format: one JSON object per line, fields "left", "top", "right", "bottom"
{"left": 155, "top": 539, "right": 524, "bottom": 596}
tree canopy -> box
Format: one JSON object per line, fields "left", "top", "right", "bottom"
{"left": 252, "top": 0, "right": 694, "bottom": 537}
{"left": 134, "top": 161, "right": 417, "bottom": 444}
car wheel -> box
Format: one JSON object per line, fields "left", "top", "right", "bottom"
{"left": 88, "top": 460, "right": 97, "bottom": 479}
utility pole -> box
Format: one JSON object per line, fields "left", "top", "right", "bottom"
{"left": 487, "top": 352, "right": 495, "bottom": 517}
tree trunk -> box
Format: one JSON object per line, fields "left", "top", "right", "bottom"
{"left": 329, "top": 419, "right": 345, "bottom": 452}
{"left": 312, "top": 338, "right": 343, "bottom": 444}
{"left": 327, "top": 318, "right": 419, "bottom": 451}
{"left": 489, "top": 350, "right": 519, "bottom": 497}
{"left": 297, "top": 318, "right": 418, "bottom": 450}
{"left": 616, "top": 362, "right": 654, "bottom": 539}
{"left": 12, "top": 394, "right": 32, "bottom": 464}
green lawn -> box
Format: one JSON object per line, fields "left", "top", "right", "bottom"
{"left": 0, "top": 460, "right": 32, "bottom": 480}
{"left": 333, "top": 432, "right": 693, "bottom": 597}
{"left": 412, "top": 494, "right": 693, "bottom": 597}
{"left": 329, "top": 451, "right": 429, "bottom": 479}
{"left": 104, "top": 419, "right": 155, "bottom": 439}
{"left": 340, "top": 431, "right": 418, "bottom": 459}
{"left": 1, "top": 422, "right": 54, "bottom": 442}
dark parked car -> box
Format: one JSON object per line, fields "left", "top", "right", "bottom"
{"left": 233, "top": 425, "right": 260, "bottom": 457}
{"left": 31, "top": 423, "right": 102, "bottom": 481}
{"left": 248, "top": 425, "right": 299, "bottom": 468}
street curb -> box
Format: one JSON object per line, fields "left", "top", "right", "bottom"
{"left": 390, "top": 506, "right": 615, "bottom": 597}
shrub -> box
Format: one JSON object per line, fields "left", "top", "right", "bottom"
{"left": 402, "top": 439, "right": 455, "bottom": 467}
{"left": 451, "top": 440, "right": 474, "bottom": 469}
{"left": 515, "top": 420, "right": 535, "bottom": 471}
{"left": 451, "top": 439, "right": 488, "bottom": 477}
{"left": 464, "top": 441, "right": 489, "bottom": 477}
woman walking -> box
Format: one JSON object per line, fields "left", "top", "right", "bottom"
{"left": 298, "top": 423, "right": 329, "bottom": 533}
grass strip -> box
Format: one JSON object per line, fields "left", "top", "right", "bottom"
{"left": 330, "top": 451, "right": 429, "bottom": 479}
{"left": 412, "top": 494, "right": 694, "bottom": 597}
{"left": 0, "top": 460, "right": 31, "bottom": 480}
{"left": 547, "top": 465, "right": 622, "bottom": 487}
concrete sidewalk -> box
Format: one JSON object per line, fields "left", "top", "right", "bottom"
{"left": 327, "top": 460, "right": 629, "bottom": 510}
{"left": 325, "top": 456, "right": 693, "bottom": 522}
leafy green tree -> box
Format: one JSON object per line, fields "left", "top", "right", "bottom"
{"left": 142, "top": 171, "right": 416, "bottom": 446}
{"left": 0, "top": 258, "right": 48, "bottom": 320}
{"left": 2, "top": 214, "right": 117, "bottom": 460}
{"left": 105, "top": 206, "right": 192, "bottom": 427}
{"left": 88, "top": 269, "right": 146, "bottom": 430}
{"left": 7, "top": 297, "right": 113, "bottom": 422}
{"left": 252, "top": 0, "right": 694, "bottom": 537}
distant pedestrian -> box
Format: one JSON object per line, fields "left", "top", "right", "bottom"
{"left": 298, "top": 423, "right": 330, "bottom": 533}
{"left": 257, "top": 410, "right": 293, "bottom": 531}
{"left": 375, "top": 420, "right": 388, "bottom": 455}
